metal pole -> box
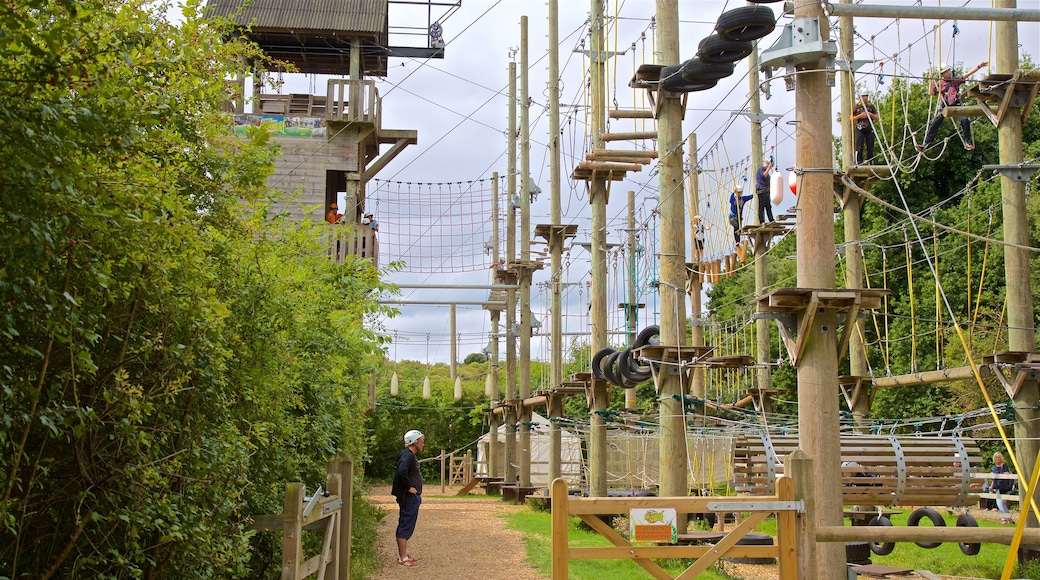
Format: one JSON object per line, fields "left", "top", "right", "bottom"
{"left": 587, "top": 0, "right": 609, "bottom": 499}
{"left": 655, "top": 0, "right": 689, "bottom": 509}
{"left": 793, "top": 1, "right": 844, "bottom": 576}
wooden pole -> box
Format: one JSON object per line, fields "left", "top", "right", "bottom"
{"left": 996, "top": 0, "right": 1039, "bottom": 532}
{"left": 792, "top": 1, "right": 844, "bottom": 576}
{"left": 587, "top": 0, "right": 609, "bottom": 499}
{"left": 440, "top": 449, "right": 446, "bottom": 494}
{"left": 282, "top": 483, "right": 304, "bottom": 580}
{"left": 550, "top": 478, "right": 569, "bottom": 578}
{"left": 505, "top": 60, "right": 518, "bottom": 487}
{"left": 328, "top": 457, "right": 353, "bottom": 580}
{"left": 655, "top": 0, "right": 689, "bottom": 510}
{"left": 548, "top": 0, "right": 564, "bottom": 489}
{"left": 518, "top": 15, "right": 533, "bottom": 491}
{"left": 449, "top": 304, "right": 456, "bottom": 380}
{"left": 321, "top": 472, "right": 341, "bottom": 580}
{"left": 750, "top": 39, "right": 773, "bottom": 416}
{"left": 625, "top": 190, "right": 638, "bottom": 410}
{"left": 787, "top": 450, "right": 817, "bottom": 579}
{"left": 687, "top": 135, "right": 705, "bottom": 401}
{"left": 489, "top": 173, "right": 501, "bottom": 481}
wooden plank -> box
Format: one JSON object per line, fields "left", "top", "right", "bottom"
{"left": 601, "top": 130, "right": 658, "bottom": 141}
{"left": 608, "top": 108, "right": 654, "bottom": 119}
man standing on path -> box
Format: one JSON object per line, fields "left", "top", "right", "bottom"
{"left": 754, "top": 160, "right": 774, "bottom": 224}
{"left": 392, "top": 429, "right": 425, "bottom": 567}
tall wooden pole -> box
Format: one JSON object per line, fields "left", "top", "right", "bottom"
{"left": 793, "top": 2, "right": 844, "bottom": 576}
{"left": 839, "top": 0, "right": 870, "bottom": 430}
{"left": 750, "top": 37, "right": 773, "bottom": 415}
{"left": 587, "top": 0, "right": 609, "bottom": 498}
{"left": 450, "top": 304, "right": 457, "bottom": 380}
{"left": 995, "top": 0, "right": 1039, "bottom": 531}
{"left": 686, "top": 134, "right": 705, "bottom": 400}
{"left": 489, "top": 173, "right": 501, "bottom": 479}
{"left": 518, "top": 15, "right": 533, "bottom": 490}
{"left": 625, "top": 191, "right": 638, "bottom": 410}
{"left": 504, "top": 60, "right": 518, "bottom": 487}
{"left": 655, "top": 0, "right": 689, "bottom": 504}
{"left": 547, "top": 0, "right": 563, "bottom": 489}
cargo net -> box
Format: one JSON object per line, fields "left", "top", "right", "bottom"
{"left": 368, "top": 177, "right": 502, "bottom": 273}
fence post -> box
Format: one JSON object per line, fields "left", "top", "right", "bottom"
{"left": 466, "top": 450, "right": 473, "bottom": 482}
{"left": 550, "top": 478, "right": 569, "bottom": 580}
{"left": 787, "top": 450, "right": 817, "bottom": 579}
{"left": 328, "top": 457, "right": 354, "bottom": 580}
{"left": 321, "top": 473, "right": 341, "bottom": 580}
{"left": 775, "top": 475, "right": 797, "bottom": 580}
{"left": 440, "top": 449, "right": 446, "bottom": 493}
{"left": 282, "top": 483, "right": 304, "bottom": 580}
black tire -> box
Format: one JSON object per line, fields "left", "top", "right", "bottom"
{"left": 715, "top": 6, "right": 776, "bottom": 43}
{"left": 603, "top": 350, "right": 625, "bottom": 387}
{"left": 728, "top": 533, "right": 775, "bottom": 565}
{"left": 680, "top": 58, "right": 736, "bottom": 83}
{"left": 956, "top": 514, "right": 981, "bottom": 556}
{"left": 591, "top": 347, "right": 615, "bottom": 381}
{"left": 747, "top": 0, "right": 783, "bottom": 3}
{"left": 906, "top": 507, "right": 945, "bottom": 549}
{"left": 697, "top": 34, "right": 754, "bottom": 64}
{"left": 868, "top": 515, "right": 895, "bottom": 555}
{"left": 634, "top": 325, "right": 661, "bottom": 348}
{"left": 617, "top": 348, "right": 652, "bottom": 383}
{"left": 658, "top": 63, "right": 716, "bottom": 93}
{"left": 845, "top": 541, "right": 871, "bottom": 563}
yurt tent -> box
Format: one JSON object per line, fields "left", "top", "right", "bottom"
{"left": 476, "top": 412, "right": 583, "bottom": 487}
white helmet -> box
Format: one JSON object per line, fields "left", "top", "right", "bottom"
{"left": 404, "top": 429, "right": 424, "bottom": 446}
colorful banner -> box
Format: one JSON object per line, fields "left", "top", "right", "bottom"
{"left": 231, "top": 114, "right": 327, "bottom": 139}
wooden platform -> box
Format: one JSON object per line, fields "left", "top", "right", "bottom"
{"left": 500, "top": 484, "right": 544, "bottom": 505}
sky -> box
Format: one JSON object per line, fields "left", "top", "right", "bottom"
{"left": 273, "top": 0, "right": 1038, "bottom": 367}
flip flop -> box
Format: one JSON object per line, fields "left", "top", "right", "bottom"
{"left": 397, "top": 558, "right": 419, "bottom": 567}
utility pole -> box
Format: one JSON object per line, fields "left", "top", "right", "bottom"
{"left": 504, "top": 60, "right": 518, "bottom": 487}
{"left": 587, "top": 0, "right": 609, "bottom": 499}
{"left": 686, "top": 134, "right": 705, "bottom": 400}
{"left": 655, "top": 0, "right": 689, "bottom": 505}
{"left": 547, "top": 0, "right": 564, "bottom": 489}
{"left": 750, "top": 36, "right": 773, "bottom": 416}
{"left": 995, "top": 0, "right": 1039, "bottom": 532}
{"left": 793, "top": 2, "right": 845, "bottom": 576}
{"left": 488, "top": 173, "right": 500, "bottom": 480}
{"left": 518, "top": 15, "right": 533, "bottom": 491}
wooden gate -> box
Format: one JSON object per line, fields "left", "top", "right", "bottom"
{"left": 550, "top": 477, "right": 798, "bottom": 579}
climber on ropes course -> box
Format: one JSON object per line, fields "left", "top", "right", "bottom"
{"left": 916, "top": 60, "right": 988, "bottom": 154}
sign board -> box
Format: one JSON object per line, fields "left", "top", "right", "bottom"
{"left": 629, "top": 508, "right": 677, "bottom": 542}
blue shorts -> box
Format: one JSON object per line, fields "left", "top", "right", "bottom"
{"left": 396, "top": 493, "right": 422, "bottom": 540}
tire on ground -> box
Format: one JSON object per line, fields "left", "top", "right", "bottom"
{"left": 907, "top": 507, "right": 945, "bottom": 549}
{"left": 956, "top": 513, "right": 981, "bottom": 556}
{"left": 715, "top": 5, "right": 776, "bottom": 42}
{"left": 867, "top": 515, "right": 895, "bottom": 555}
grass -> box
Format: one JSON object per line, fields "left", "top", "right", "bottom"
{"left": 502, "top": 509, "right": 739, "bottom": 580}
{"left": 500, "top": 504, "right": 1040, "bottom": 579}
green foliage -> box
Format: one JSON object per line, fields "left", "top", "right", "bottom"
{"left": 0, "top": 0, "right": 389, "bottom": 576}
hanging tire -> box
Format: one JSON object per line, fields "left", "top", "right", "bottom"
{"left": 634, "top": 325, "right": 661, "bottom": 348}
{"left": 907, "top": 507, "right": 945, "bottom": 548}
{"left": 618, "top": 348, "right": 653, "bottom": 383}
{"left": 956, "top": 514, "right": 981, "bottom": 556}
{"left": 658, "top": 63, "right": 716, "bottom": 93}
{"left": 715, "top": 6, "right": 776, "bottom": 43}
{"left": 867, "top": 515, "right": 895, "bottom": 555}
{"left": 591, "top": 347, "right": 615, "bottom": 381}
{"left": 680, "top": 57, "right": 736, "bottom": 83}
{"left": 697, "top": 34, "right": 754, "bottom": 64}
{"left": 603, "top": 350, "right": 625, "bottom": 386}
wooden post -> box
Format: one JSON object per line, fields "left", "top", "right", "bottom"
{"left": 687, "top": 135, "right": 705, "bottom": 401}
{"left": 489, "top": 171, "right": 501, "bottom": 482}
{"left": 655, "top": 0, "right": 689, "bottom": 515}
{"left": 787, "top": 450, "right": 817, "bottom": 579}
{"left": 282, "top": 483, "right": 304, "bottom": 580}
{"left": 792, "top": 0, "right": 844, "bottom": 576}
{"left": 550, "top": 478, "right": 569, "bottom": 579}
{"left": 449, "top": 304, "right": 456, "bottom": 380}
{"left": 505, "top": 61, "right": 518, "bottom": 488}
{"left": 750, "top": 39, "right": 773, "bottom": 416}
{"left": 330, "top": 458, "right": 354, "bottom": 580}
{"left": 996, "top": 0, "right": 1040, "bottom": 532}
{"left": 518, "top": 15, "right": 533, "bottom": 491}
{"left": 322, "top": 473, "right": 341, "bottom": 580}
{"left": 625, "top": 190, "right": 638, "bottom": 410}
{"left": 440, "top": 450, "right": 446, "bottom": 494}
{"left": 587, "top": 0, "right": 609, "bottom": 499}
{"left": 775, "top": 475, "right": 798, "bottom": 580}
{"left": 547, "top": 0, "right": 564, "bottom": 490}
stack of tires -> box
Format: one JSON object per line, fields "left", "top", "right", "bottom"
{"left": 659, "top": 2, "right": 780, "bottom": 94}
{"left": 591, "top": 325, "right": 659, "bottom": 388}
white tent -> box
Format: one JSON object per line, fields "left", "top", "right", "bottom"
{"left": 476, "top": 412, "right": 583, "bottom": 487}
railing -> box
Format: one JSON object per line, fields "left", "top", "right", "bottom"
{"left": 326, "top": 79, "right": 381, "bottom": 126}
{"left": 324, "top": 223, "right": 378, "bottom": 267}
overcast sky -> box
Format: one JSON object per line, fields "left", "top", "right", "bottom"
{"left": 321, "top": 0, "right": 1037, "bottom": 367}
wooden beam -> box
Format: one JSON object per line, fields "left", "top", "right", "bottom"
{"left": 872, "top": 365, "right": 984, "bottom": 388}
{"left": 608, "top": 108, "right": 654, "bottom": 119}
{"left": 602, "top": 130, "right": 658, "bottom": 142}
{"left": 362, "top": 136, "right": 414, "bottom": 184}
{"left": 587, "top": 149, "right": 658, "bottom": 161}
{"left": 816, "top": 524, "right": 1040, "bottom": 545}
{"left": 576, "top": 161, "right": 644, "bottom": 172}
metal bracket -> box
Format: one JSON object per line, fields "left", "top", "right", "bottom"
{"left": 981, "top": 163, "right": 1040, "bottom": 182}
{"left": 574, "top": 49, "right": 626, "bottom": 64}
{"left": 707, "top": 500, "right": 805, "bottom": 513}
{"left": 322, "top": 498, "right": 344, "bottom": 514}
{"left": 759, "top": 18, "right": 838, "bottom": 92}
{"left": 302, "top": 485, "right": 324, "bottom": 519}
{"left": 834, "top": 59, "right": 874, "bottom": 73}
{"left": 732, "top": 111, "right": 785, "bottom": 124}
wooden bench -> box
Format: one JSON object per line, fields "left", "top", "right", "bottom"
{"left": 734, "top": 434, "right": 985, "bottom": 507}
{"left": 500, "top": 484, "right": 544, "bottom": 505}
